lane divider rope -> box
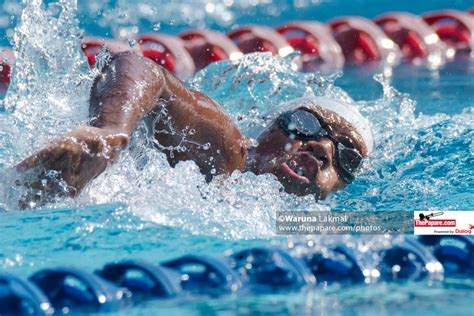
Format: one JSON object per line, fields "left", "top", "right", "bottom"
{"left": 0, "top": 9, "right": 473, "bottom": 86}
{"left": 1, "top": 235, "right": 473, "bottom": 315}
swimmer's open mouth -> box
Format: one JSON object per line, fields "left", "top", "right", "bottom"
{"left": 278, "top": 152, "right": 320, "bottom": 185}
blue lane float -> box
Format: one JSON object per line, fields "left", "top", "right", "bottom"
{"left": 29, "top": 267, "right": 130, "bottom": 313}
{"left": 230, "top": 247, "right": 316, "bottom": 291}
{"left": 418, "top": 235, "right": 474, "bottom": 276}
{"left": 96, "top": 260, "right": 182, "bottom": 299}
{"left": 1, "top": 237, "right": 473, "bottom": 315}
{"left": 304, "top": 245, "right": 366, "bottom": 285}
{"left": 377, "top": 238, "right": 440, "bottom": 281}
{"left": 163, "top": 255, "right": 243, "bottom": 296}
{"left": 0, "top": 273, "right": 53, "bottom": 315}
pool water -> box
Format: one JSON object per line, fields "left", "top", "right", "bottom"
{"left": 0, "top": 0, "right": 473, "bottom": 315}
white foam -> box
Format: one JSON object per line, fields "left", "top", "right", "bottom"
{"left": 1, "top": 1, "right": 472, "bottom": 240}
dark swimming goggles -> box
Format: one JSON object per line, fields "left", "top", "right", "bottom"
{"left": 278, "top": 109, "right": 363, "bottom": 183}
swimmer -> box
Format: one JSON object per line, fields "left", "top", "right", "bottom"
{"left": 15, "top": 52, "right": 373, "bottom": 208}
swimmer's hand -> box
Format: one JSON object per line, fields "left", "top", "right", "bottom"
{"left": 15, "top": 127, "right": 129, "bottom": 209}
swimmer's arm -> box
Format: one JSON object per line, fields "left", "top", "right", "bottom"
{"left": 89, "top": 52, "right": 172, "bottom": 135}
{"left": 150, "top": 70, "right": 248, "bottom": 177}
{"left": 14, "top": 53, "right": 163, "bottom": 205}
{"left": 15, "top": 53, "right": 245, "bottom": 206}
{"left": 91, "top": 52, "right": 247, "bottom": 176}
{"left": 15, "top": 126, "right": 128, "bottom": 208}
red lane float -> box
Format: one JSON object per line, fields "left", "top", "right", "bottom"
{"left": 136, "top": 33, "right": 195, "bottom": 80}
{"left": 1, "top": 10, "right": 473, "bottom": 95}
{"left": 276, "top": 21, "right": 344, "bottom": 72}
{"left": 82, "top": 37, "right": 142, "bottom": 68}
{"left": 422, "top": 10, "right": 474, "bottom": 54}
{"left": 0, "top": 48, "right": 14, "bottom": 94}
{"left": 228, "top": 25, "right": 294, "bottom": 57}
{"left": 179, "top": 30, "right": 243, "bottom": 72}
{"left": 329, "top": 16, "right": 401, "bottom": 65}
{"left": 375, "top": 12, "right": 446, "bottom": 63}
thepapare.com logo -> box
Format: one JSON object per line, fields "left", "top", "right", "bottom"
{"left": 414, "top": 211, "right": 473, "bottom": 235}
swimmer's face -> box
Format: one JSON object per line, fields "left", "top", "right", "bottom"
{"left": 249, "top": 106, "right": 368, "bottom": 199}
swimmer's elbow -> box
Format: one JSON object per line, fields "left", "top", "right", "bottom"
{"left": 108, "top": 52, "right": 167, "bottom": 88}
{"left": 91, "top": 52, "right": 169, "bottom": 115}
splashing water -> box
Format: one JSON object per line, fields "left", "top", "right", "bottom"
{"left": 0, "top": 1, "right": 329, "bottom": 239}
{"left": 189, "top": 52, "right": 352, "bottom": 137}
{"left": 338, "top": 75, "right": 474, "bottom": 212}
{"left": 1, "top": 0, "right": 90, "bottom": 165}
{"left": 0, "top": 1, "right": 473, "bottom": 240}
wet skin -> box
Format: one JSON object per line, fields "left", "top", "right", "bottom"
{"left": 16, "top": 52, "right": 367, "bottom": 207}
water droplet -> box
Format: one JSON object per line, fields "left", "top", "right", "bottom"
{"left": 153, "top": 23, "right": 161, "bottom": 31}
{"left": 128, "top": 38, "right": 136, "bottom": 47}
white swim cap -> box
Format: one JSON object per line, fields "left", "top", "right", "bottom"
{"left": 272, "top": 97, "right": 375, "bottom": 154}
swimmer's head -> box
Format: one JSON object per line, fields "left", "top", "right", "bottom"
{"left": 247, "top": 97, "right": 374, "bottom": 199}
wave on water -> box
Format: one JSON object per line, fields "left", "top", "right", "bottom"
{"left": 0, "top": 1, "right": 472, "bottom": 239}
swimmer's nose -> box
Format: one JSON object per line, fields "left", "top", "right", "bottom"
{"left": 302, "top": 139, "right": 334, "bottom": 168}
